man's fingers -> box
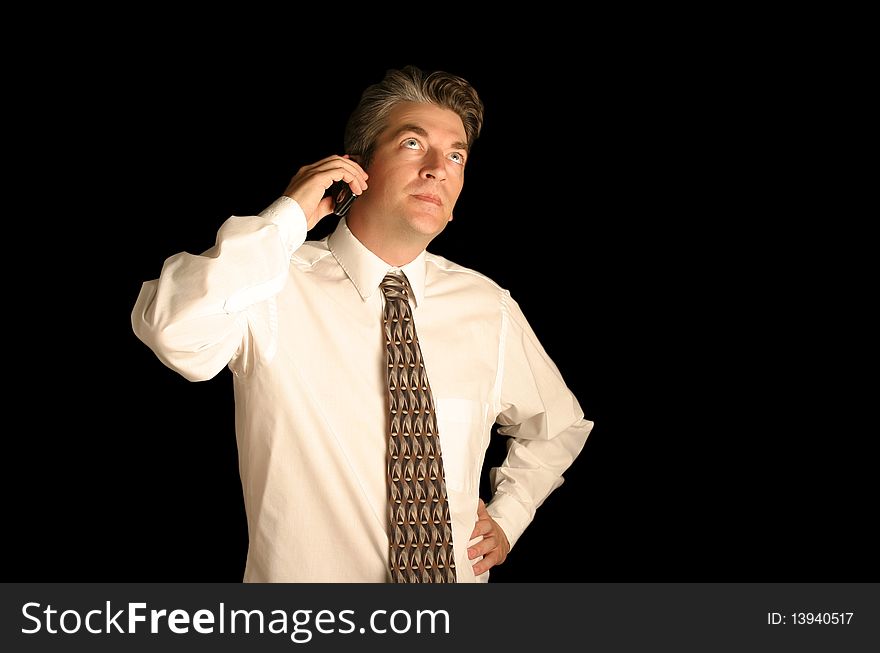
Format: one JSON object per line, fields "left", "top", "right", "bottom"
{"left": 321, "top": 167, "right": 368, "bottom": 195}
{"left": 472, "top": 548, "right": 503, "bottom": 576}
{"left": 314, "top": 155, "right": 369, "bottom": 185}
{"left": 468, "top": 498, "right": 510, "bottom": 574}
{"left": 468, "top": 535, "right": 496, "bottom": 560}
{"left": 469, "top": 517, "right": 493, "bottom": 540}
{"left": 298, "top": 155, "right": 370, "bottom": 194}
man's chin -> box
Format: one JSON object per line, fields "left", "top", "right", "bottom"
{"left": 405, "top": 213, "right": 449, "bottom": 239}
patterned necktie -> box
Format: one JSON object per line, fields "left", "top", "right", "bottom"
{"left": 381, "top": 272, "right": 457, "bottom": 583}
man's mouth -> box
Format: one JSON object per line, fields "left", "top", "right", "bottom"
{"left": 411, "top": 194, "right": 442, "bottom": 206}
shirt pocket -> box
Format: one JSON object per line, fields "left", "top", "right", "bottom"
{"left": 434, "top": 397, "right": 486, "bottom": 496}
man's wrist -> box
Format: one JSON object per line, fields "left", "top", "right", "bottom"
{"left": 259, "top": 196, "right": 308, "bottom": 255}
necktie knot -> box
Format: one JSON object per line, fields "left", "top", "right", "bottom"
{"left": 380, "top": 272, "right": 412, "bottom": 303}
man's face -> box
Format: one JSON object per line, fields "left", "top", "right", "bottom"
{"left": 359, "top": 101, "right": 468, "bottom": 241}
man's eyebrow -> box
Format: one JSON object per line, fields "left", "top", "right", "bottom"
{"left": 393, "top": 123, "right": 469, "bottom": 152}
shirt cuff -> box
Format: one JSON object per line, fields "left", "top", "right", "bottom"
{"left": 259, "top": 196, "right": 308, "bottom": 257}
{"left": 485, "top": 491, "right": 533, "bottom": 552}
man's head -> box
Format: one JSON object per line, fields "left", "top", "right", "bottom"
{"left": 344, "top": 65, "right": 484, "bottom": 169}
{"left": 343, "top": 66, "right": 485, "bottom": 261}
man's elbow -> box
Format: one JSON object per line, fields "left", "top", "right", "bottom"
{"left": 132, "top": 319, "right": 230, "bottom": 383}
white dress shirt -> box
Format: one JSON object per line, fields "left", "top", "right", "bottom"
{"left": 131, "top": 196, "right": 593, "bottom": 582}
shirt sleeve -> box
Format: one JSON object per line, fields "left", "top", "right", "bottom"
{"left": 485, "top": 292, "right": 593, "bottom": 550}
{"left": 131, "top": 196, "right": 307, "bottom": 382}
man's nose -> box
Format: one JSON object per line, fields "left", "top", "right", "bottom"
{"left": 420, "top": 152, "right": 446, "bottom": 181}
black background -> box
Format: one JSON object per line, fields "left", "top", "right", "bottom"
{"left": 8, "top": 27, "right": 874, "bottom": 584}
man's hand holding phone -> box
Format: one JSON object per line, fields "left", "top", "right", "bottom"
{"left": 282, "top": 155, "right": 368, "bottom": 230}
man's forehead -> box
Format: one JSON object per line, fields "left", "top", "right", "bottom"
{"left": 385, "top": 102, "right": 467, "bottom": 143}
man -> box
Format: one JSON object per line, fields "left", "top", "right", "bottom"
{"left": 132, "top": 65, "right": 592, "bottom": 582}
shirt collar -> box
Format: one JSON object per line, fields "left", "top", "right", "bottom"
{"left": 328, "top": 218, "right": 426, "bottom": 307}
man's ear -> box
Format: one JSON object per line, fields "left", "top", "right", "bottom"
{"left": 349, "top": 153, "right": 370, "bottom": 175}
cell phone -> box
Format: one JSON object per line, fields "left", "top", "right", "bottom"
{"left": 326, "top": 181, "right": 358, "bottom": 218}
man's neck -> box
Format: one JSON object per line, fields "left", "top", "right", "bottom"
{"left": 347, "top": 215, "right": 429, "bottom": 267}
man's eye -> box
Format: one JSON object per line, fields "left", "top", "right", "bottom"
{"left": 403, "top": 138, "right": 420, "bottom": 149}
{"left": 449, "top": 152, "right": 465, "bottom": 165}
